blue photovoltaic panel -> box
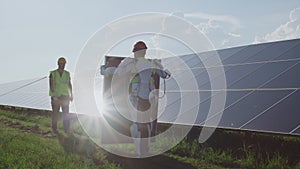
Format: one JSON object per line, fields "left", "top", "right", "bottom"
{"left": 214, "top": 90, "right": 291, "bottom": 128}
{"left": 292, "top": 127, "right": 300, "bottom": 134}
{"left": 243, "top": 39, "right": 300, "bottom": 63}
{"left": 228, "top": 61, "right": 298, "bottom": 89}
{"left": 240, "top": 90, "right": 300, "bottom": 133}
{"left": 0, "top": 77, "right": 75, "bottom": 112}
{"left": 262, "top": 62, "right": 300, "bottom": 88}
{"left": 222, "top": 42, "right": 273, "bottom": 65}
{"left": 160, "top": 38, "right": 300, "bottom": 135}
{"left": 218, "top": 46, "right": 246, "bottom": 61}
{"left": 196, "top": 91, "right": 251, "bottom": 124}
{"left": 275, "top": 42, "right": 300, "bottom": 60}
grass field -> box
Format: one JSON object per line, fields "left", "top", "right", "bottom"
{"left": 0, "top": 106, "right": 299, "bottom": 169}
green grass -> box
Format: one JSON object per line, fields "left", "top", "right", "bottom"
{"left": 0, "top": 124, "right": 98, "bottom": 169}
{"left": 0, "top": 106, "right": 300, "bottom": 169}
{"left": 167, "top": 133, "right": 300, "bottom": 169}
{"left": 0, "top": 108, "right": 120, "bottom": 169}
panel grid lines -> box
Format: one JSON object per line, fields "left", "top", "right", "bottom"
{"left": 290, "top": 124, "right": 300, "bottom": 134}
{"left": 198, "top": 60, "right": 300, "bottom": 126}
{"left": 239, "top": 90, "right": 298, "bottom": 129}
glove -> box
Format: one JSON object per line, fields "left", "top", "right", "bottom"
{"left": 164, "top": 69, "right": 171, "bottom": 78}
{"left": 52, "top": 92, "right": 59, "bottom": 100}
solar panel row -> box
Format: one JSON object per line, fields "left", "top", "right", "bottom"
{"left": 0, "top": 38, "right": 299, "bottom": 135}
{"left": 0, "top": 77, "right": 75, "bottom": 111}
{"left": 160, "top": 38, "right": 300, "bottom": 135}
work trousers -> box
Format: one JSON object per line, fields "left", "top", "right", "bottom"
{"left": 51, "top": 96, "right": 70, "bottom": 132}
{"left": 130, "top": 96, "right": 152, "bottom": 155}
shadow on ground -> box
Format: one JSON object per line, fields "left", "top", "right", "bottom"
{"left": 108, "top": 154, "right": 197, "bottom": 169}
{"left": 57, "top": 132, "right": 196, "bottom": 169}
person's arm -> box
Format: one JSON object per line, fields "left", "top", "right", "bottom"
{"left": 156, "top": 69, "right": 171, "bottom": 79}
{"left": 49, "top": 73, "right": 56, "bottom": 97}
{"left": 101, "top": 66, "right": 117, "bottom": 76}
{"left": 153, "top": 59, "right": 171, "bottom": 79}
{"left": 69, "top": 76, "right": 73, "bottom": 101}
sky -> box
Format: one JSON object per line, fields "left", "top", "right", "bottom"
{"left": 1, "top": 0, "right": 300, "bottom": 84}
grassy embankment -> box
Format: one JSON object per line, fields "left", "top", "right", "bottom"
{"left": 0, "top": 106, "right": 299, "bottom": 169}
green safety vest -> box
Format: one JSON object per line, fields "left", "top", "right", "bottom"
{"left": 130, "top": 57, "right": 156, "bottom": 85}
{"left": 49, "top": 70, "right": 71, "bottom": 97}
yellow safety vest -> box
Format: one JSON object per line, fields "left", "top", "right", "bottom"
{"left": 130, "top": 57, "right": 156, "bottom": 84}
{"left": 49, "top": 70, "right": 71, "bottom": 97}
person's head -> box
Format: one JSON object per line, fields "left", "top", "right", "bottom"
{"left": 57, "top": 57, "right": 67, "bottom": 70}
{"left": 132, "top": 41, "right": 147, "bottom": 58}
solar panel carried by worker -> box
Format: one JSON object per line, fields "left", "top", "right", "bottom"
{"left": 100, "top": 41, "right": 170, "bottom": 156}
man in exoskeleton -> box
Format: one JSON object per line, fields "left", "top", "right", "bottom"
{"left": 116, "top": 41, "right": 170, "bottom": 156}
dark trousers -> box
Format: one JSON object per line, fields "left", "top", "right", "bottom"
{"left": 51, "top": 96, "right": 70, "bottom": 131}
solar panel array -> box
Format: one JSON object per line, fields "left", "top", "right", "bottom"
{"left": 0, "top": 77, "right": 75, "bottom": 112}
{"left": 0, "top": 38, "right": 299, "bottom": 135}
{"left": 160, "top": 38, "right": 300, "bottom": 135}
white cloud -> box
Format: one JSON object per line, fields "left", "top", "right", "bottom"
{"left": 149, "top": 12, "right": 242, "bottom": 51}
{"left": 183, "top": 12, "right": 241, "bottom": 35}
{"left": 182, "top": 12, "right": 242, "bottom": 49}
{"left": 290, "top": 7, "right": 300, "bottom": 21}
{"left": 184, "top": 12, "right": 241, "bottom": 28}
{"left": 228, "top": 32, "right": 241, "bottom": 38}
{"left": 255, "top": 7, "right": 300, "bottom": 43}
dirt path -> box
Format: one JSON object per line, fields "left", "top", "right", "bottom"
{"left": 109, "top": 154, "right": 196, "bottom": 169}
{"left": 0, "top": 118, "right": 52, "bottom": 136}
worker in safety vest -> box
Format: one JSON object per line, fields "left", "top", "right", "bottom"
{"left": 116, "top": 41, "right": 170, "bottom": 156}
{"left": 49, "top": 57, "right": 73, "bottom": 133}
